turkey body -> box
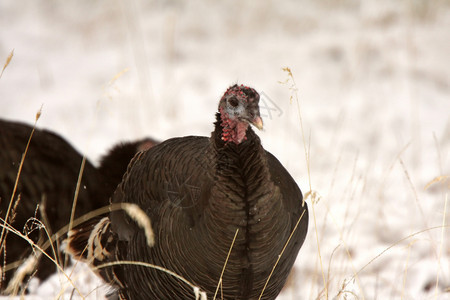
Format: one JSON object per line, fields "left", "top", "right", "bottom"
{"left": 115, "top": 134, "right": 306, "bottom": 299}
{"left": 0, "top": 118, "right": 156, "bottom": 292}
{"left": 68, "top": 84, "right": 309, "bottom": 300}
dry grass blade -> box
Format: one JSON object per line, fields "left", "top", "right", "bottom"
{"left": 6, "top": 252, "right": 39, "bottom": 295}
{"left": 424, "top": 175, "right": 449, "bottom": 190}
{"left": 434, "top": 193, "right": 447, "bottom": 299}
{"left": 65, "top": 156, "right": 87, "bottom": 268}
{"left": 0, "top": 221, "right": 84, "bottom": 298}
{"left": 401, "top": 240, "right": 416, "bottom": 299}
{"left": 5, "top": 216, "right": 52, "bottom": 295}
{"left": 279, "top": 67, "right": 327, "bottom": 297}
{"left": 213, "top": 228, "right": 239, "bottom": 300}
{"left": 0, "top": 193, "right": 22, "bottom": 284}
{"left": 72, "top": 159, "right": 87, "bottom": 216}
{"left": 0, "top": 108, "right": 41, "bottom": 268}
{"left": 43, "top": 202, "right": 154, "bottom": 262}
{"left": 0, "top": 49, "right": 14, "bottom": 79}
{"left": 94, "top": 260, "right": 207, "bottom": 299}
{"left": 1, "top": 201, "right": 153, "bottom": 288}
{"left": 1, "top": 202, "right": 154, "bottom": 297}
{"left": 398, "top": 158, "right": 431, "bottom": 235}
{"left": 343, "top": 225, "right": 450, "bottom": 289}
{"left": 101, "top": 67, "right": 129, "bottom": 101}
{"left": 38, "top": 195, "right": 65, "bottom": 288}
{"left": 258, "top": 209, "right": 306, "bottom": 300}
{"left": 121, "top": 203, "right": 154, "bottom": 247}
{"left": 326, "top": 243, "right": 341, "bottom": 293}
{"left": 279, "top": 67, "right": 311, "bottom": 196}
{"left": 317, "top": 154, "right": 365, "bottom": 299}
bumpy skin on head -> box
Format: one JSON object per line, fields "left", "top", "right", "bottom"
{"left": 67, "top": 84, "right": 308, "bottom": 300}
{"left": 218, "top": 84, "right": 263, "bottom": 144}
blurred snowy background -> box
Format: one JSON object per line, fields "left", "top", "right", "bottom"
{"left": 0, "top": 0, "right": 449, "bottom": 299}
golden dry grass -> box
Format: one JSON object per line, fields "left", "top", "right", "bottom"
{"left": 0, "top": 50, "right": 14, "bottom": 80}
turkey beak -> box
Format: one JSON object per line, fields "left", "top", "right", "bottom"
{"left": 251, "top": 116, "right": 264, "bottom": 130}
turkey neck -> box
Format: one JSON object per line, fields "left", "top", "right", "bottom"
{"left": 211, "top": 113, "right": 273, "bottom": 219}
{"left": 206, "top": 113, "right": 280, "bottom": 297}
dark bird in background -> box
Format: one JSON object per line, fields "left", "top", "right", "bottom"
{"left": 0, "top": 119, "right": 157, "bottom": 294}
{"left": 68, "top": 84, "right": 309, "bottom": 300}
{"left": 98, "top": 137, "right": 159, "bottom": 194}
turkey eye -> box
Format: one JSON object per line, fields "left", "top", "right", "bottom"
{"left": 228, "top": 97, "right": 239, "bottom": 107}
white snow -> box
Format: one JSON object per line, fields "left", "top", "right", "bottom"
{"left": 0, "top": 0, "right": 448, "bottom": 299}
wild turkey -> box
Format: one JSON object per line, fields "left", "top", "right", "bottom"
{"left": 67, "top": 84, "right": 309, "bottom": 299}
{"left": 0, "top": 119, "right": 157, "bottom": 293}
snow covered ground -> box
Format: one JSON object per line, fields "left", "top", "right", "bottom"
{"left": 0, "top": 0, "right": 449, "bottom": 299}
